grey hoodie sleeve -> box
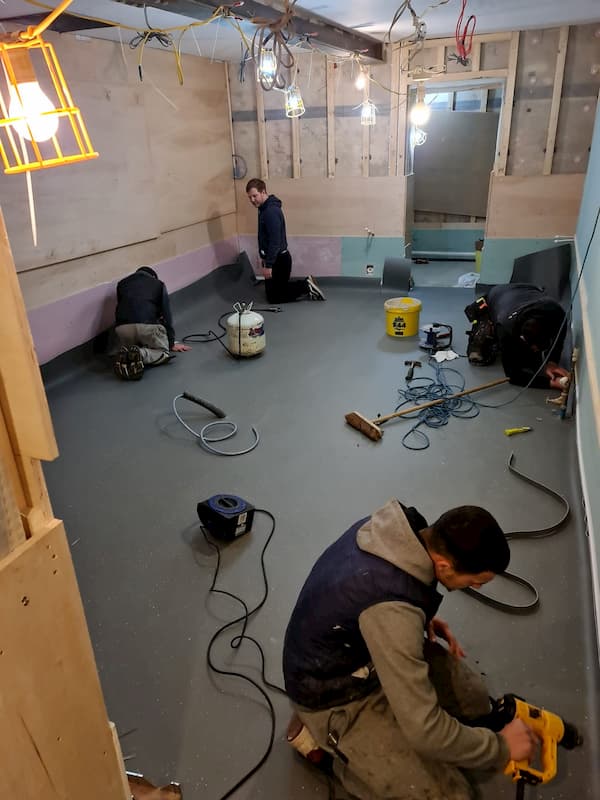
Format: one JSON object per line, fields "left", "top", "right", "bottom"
{"left": 359, "top": 601, "right": 509, "bottom": 771}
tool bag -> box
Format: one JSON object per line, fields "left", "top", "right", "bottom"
{"left": 464, "top": 297, "right": 497, "bottom": 366}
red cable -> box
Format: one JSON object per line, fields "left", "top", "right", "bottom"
{"left": 455, "top": 0, "right": 476, "bottom": 64}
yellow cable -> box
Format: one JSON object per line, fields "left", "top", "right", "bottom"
{"left": 22, "top": 0, "right": 225, "bottom": 34}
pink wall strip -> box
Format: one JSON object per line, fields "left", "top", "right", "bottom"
{"left": 28, "top": 236, "right": 239, "bottom": 365}
{"left": 238, "top": 235, "right": 342, "bottom": 277}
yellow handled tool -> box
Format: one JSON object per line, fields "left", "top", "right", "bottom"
{"left": 499, "top": 694, "right": 582, "bottom": 787}
{"left": 504, "top": 427, "right": 532, "bottom": 437}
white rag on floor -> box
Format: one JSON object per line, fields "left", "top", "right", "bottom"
{"left": 433, "top": 349, "right": 460, "bottom": 362}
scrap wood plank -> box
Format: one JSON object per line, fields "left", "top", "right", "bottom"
{"left": 0, "top": 209, "right": 57, "bottom": 463}
{"left": 0, "top": 521, "right": 129, "bottom": 800}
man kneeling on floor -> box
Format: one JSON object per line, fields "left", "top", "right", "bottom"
{"left": 113, "top": 266, "right": 190, "bottom": 380}
{"left": 283, "top": 500, "right": 537, "bottom": 800}
{"left": 465, "top": 283, "right": 570, "bottom": 389}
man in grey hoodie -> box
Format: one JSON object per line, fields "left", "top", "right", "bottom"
{"left": 283, "top": 500, "right": 537, "bottom": 799}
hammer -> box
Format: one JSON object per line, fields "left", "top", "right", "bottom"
{"left": 404, "top": 360, "right": 421, "bottom": 381}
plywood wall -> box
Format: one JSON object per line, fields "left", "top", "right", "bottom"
{"left": 0, "top": 31, "right": 235, "bottom": 309}
{"left": 228, "top": 24, "right": 597, "bottom": 244}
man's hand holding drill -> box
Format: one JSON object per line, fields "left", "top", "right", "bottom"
{"left": 501, "top": 718, "right": 539, "bottom": 762}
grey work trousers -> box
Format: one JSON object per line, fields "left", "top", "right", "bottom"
{"left": 296, "top": 643, "right": 493, "bottom": 800}
{"left": 115, "top": 323, "right": 170, "bottom": 366}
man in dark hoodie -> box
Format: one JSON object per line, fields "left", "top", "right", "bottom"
{"left": 113, "top": 266, "right": 190, "bottom": 380}
{"left": 465, "top": 284, "right": 570, "bottom": 389}
{"left": 246, "top": 178, "right": 325, "bottom": 303}
{"left": 283, "top": 500, "right": 538, "bottom": 800}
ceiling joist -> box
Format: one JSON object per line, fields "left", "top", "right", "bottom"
{"left": 118, "top": 0, "right": 385, "bottom": 61}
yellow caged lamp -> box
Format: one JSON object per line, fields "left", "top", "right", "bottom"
{"left": 0, "top": 0, "right": 98, "bottom": 174}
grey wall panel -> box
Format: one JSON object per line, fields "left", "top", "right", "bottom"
{"left": 413, "top": 110, "right": 499, "bottom": 217}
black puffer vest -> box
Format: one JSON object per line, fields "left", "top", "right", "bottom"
{"left": 283, "top": 506, "right": 442, "bottom": 710}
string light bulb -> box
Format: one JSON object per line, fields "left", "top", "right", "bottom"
{"left": 285, "top": 84, "right": 305, "bottom": 117}
{"left": 355, "top": 69, "right": 367, "bottom": 90}
{"left": 409, "top": 83, "right": 431, "bottom": 127}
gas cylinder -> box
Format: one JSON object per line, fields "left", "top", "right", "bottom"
{"left": 226, "top": 302, "right": 266, "bottom": 357}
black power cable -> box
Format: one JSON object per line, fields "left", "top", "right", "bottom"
{"left": 463, "top": 452, "right": 570, "bottom": 613}
{"left": 199, "top": 509, "right": 286, "bottom": 799}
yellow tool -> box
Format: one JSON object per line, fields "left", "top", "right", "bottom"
{"left": 504, "top": 427, "right": 532, "bottom": 437}
{"left": 497, "top": 694, "right": 583, "bottom": 792}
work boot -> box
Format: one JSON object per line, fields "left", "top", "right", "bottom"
{"left": 113, "top": 345, "right": 144, "bottom": 380}
{"left": 306, "top": 275, "right": 326, "bottom": 301}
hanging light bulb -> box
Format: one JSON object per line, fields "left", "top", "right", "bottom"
{"left": 355, "top": 69, "right": 367, "bottom": 91}
{"left": 409, "top": 83, "right": 431, "bottom": 127}
{"left": 4, "top": 49, "right": 58, "bottom": 142}
{"left": 0, "top": 2, "right": 98, "bottom": 175}
{"left": 285, "top": 84, "right": 305, "bottom": 118}
{"left": 258, "top": 49, "right": 277, "bottom": 82}
{"left": 360, "top": 99, "right": 377, "bottom": 126}
{"left": 8, "top": 81, "right": 58, "bottom": 142}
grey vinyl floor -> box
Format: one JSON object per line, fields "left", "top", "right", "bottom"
{"left": 42, "top": 268, "right": 600, "bottom": 800}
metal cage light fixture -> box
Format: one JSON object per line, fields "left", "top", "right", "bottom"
{"left": 360, "top": 99, "right": 377, "bottom": 126}
{"left": 0, "top": 0, "right": 98, "bottom": 175}
{"left": 284, "top": 84, "right": 305, "bottom": 118}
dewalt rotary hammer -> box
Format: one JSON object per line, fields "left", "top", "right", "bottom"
{"left": 493, "top": 694, "right": 583, "bottom": 798}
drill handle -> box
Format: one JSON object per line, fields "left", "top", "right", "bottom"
{"left": 505, "top": 736, "right": 558, "bottom": 785}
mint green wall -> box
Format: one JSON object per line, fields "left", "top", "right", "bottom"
{"left": 412, "top": 228, "right": 484, "bottom": 254}
{"left": 341, "top": 237, "right": 406, "bottom": 278}
{"left": 480, "top": 238, "right": 561, "bottom": 284}
{"left": 573, "top": 103, "right": 600, "bottom": 590}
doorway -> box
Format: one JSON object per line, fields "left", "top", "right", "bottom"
{"left": 406, "top": 81, "right": 502, "bottom": 288}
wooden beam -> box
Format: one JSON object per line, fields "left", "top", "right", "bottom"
{"left": 494, "top": 31, "right": 519, "bottom": 176}
{"left": 470, "top": 41, "right": 481, "bottom": 72}
{"left": 543, "top": 26, "right": 569, "bottom": 176}
{"left": 291, "top": 115, "right": 301, "bottom": 178}
{"left": 255, "top": 84, "right": 269, "bottom": 180}
{"left": 419, "top": 32, "right": 512, "bottom": 51}
{"left": 0, "top": 452, "right": 24, "bottom": 559}
{"left": 326, "top": 58, "right": 336, "bottom": 178}
{"left": 388, "top": 43, "right": 401, "bottom": 176}
{"left": 0, "top": 211, "right": 58, "bottom": 464}
{"left": 362, "top": 67, "right": 371, "bottom": 177}
{"left": 397, "top": 44, "right": 410, "bottom": 177}
{"left": 0, "top": 521, "right": 130, "bottom": 800}
{"left": 224, "top": 61, "right": 236, "bottom": 164}
{"left": 408, "top": 68, "right": 507, "bottom": 85}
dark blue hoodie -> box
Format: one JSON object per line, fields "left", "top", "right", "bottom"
{"left": 257, "top": 194, "right": 288, "bottom": 267}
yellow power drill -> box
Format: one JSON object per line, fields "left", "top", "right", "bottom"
{"left": 495, "top": 694, "right": 583, "bottom": 798}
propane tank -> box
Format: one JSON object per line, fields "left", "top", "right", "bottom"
{"left": 226, "top": 302, "right": 266, "bottom": 357}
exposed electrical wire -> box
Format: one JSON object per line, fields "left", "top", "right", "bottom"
{"left": 450, "top": 0, "right": 476, "bottom": 67}
{"left": 250, "top": 0, "right": 297, "bottom": 91}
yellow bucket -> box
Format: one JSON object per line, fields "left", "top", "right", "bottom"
{"left": 384, "top": 297, "right": 422, "bottom": 338}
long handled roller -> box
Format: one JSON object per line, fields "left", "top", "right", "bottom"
{"left": 345, "top": 377, "right": 509, "bottom": 441}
